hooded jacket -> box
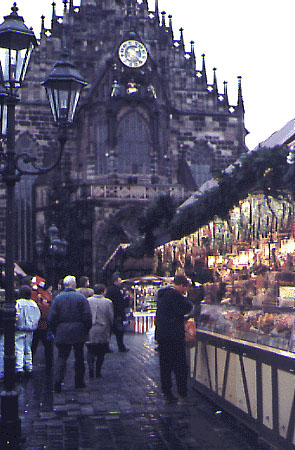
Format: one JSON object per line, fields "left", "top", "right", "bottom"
{"left": 16, "top": 299, "right": 41, "bottom": 332}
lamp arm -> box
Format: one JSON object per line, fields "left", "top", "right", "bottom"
{"left": 14, "top": 127, "right": 67, "bottom": 176}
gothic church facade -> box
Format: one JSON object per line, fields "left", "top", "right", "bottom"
{"left": 7, "top": 0, "right": 247, "bottom": 280}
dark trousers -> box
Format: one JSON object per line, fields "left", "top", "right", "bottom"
{"left": 86, "top": 343, "right": 109, "bottom": 376}
{"left": 112, "top": 319, "right": 126, "bottom": 351}
{"left": 158, "top": 341, "right": 188, "bottom": 397}
{"left": 55, "top": 342, "right": 85, "bottom": 386}
{"left": 113, "top": 328, "right": 125, "bottom": 351}
{"left": 32, "top": 329, "right": 53, "bottom": 371}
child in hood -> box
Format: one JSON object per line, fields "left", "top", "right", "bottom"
{"left": 15, "top": 285, "right": 40, "bottom": 377}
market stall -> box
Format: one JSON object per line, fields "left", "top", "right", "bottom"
{"left": 121, "top": 275, "right": 172, "bottom": 334}
{"left": 154, "top": 193, "right": 295, "bottom": 448}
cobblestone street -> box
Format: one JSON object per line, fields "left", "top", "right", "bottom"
{"left": 11, "top": 333, "right": 267, "bottom": 449}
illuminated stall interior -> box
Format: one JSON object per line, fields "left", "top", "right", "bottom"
{"left": 155, "top": 192, "right": 295, "bottom": 352}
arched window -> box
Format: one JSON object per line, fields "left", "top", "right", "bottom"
{"left": 95, "top": 118, "right": 108, "bottom": 175}
{"left": 190, "top": 142, "right": 213, "bottom": 189}
{"left": 117, "top": 111, "right": 151, "bottom": 174}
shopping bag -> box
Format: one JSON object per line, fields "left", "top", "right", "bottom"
{"left": 185, "top": 319, "right": 196, "bottom": 343}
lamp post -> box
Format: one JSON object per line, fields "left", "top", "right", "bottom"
{"left": 35, "top": 224, "right": 68, "bottom": 289}
{"left": 0, "top": 4, "right": 87, "bottom": 447}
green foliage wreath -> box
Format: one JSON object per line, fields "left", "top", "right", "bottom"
{"left": 127, "top": 145, "right": 291, "bottom": 256}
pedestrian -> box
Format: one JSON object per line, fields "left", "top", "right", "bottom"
{"left": 106, "top": 273, "right": 129, "bottom": 352}
{"left": 15, "top": 285, "right": 41, "bottom": 379}
{"left": 31, "top": 281, "right": 54, "bottom": 374}
{"left": 155, "top": 274, "right": 194, "bottom": 405}
{"left": 48, "top": 275, "right": 92, "bottom": 393}
{"left": 76, "top": 275, "right": 94, "bottom": 298}
{"left": 86, "top": 284, "right": 114, "bottom": 378}
{"left": 52, "top": 278, "right": 64, "bottom": 299}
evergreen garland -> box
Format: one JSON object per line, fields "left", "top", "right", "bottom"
{"left": 169, "top": 145, "right": 290, "bottom": 240}
{"left": 127, "top": 145, "right": 292, "bottom": 256}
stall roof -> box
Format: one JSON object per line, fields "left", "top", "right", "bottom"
{"left": 0, "top": 258, "right": 26, "bottom": 277}
{"left": 122, "top": 275, "right": 202, "bottom": 287}
{"left": 122, "top": 275, "right": 173, "bottom": 285}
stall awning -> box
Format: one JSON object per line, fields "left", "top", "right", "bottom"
{"left": 0, "top": 257, "right": 26, "bottom": 277}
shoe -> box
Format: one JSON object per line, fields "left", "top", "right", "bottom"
{"left": 54, "top": 382, "right": 62, "bottom": 393}
{"left": 164, "top": 394, "right": 178, "bottom": 405}
{"left": 119, "top": 348, "right": 129, "bottom": 352}
{"left": 178, "top": 396, "right": 198, "bottom": 406}
{"left": 75, "top": 382, "right": 86, "bottom": 389}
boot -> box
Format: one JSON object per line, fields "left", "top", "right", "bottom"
{"left": 95, "top": 359, "right": 102, "bottom": 378}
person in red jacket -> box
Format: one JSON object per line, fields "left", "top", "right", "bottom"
{"left": 31, "top": 276, "right": 54, "bottom": 374}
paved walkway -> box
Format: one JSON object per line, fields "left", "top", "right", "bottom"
{"left": 12, "top": 333, "right": 268, "bottom": 449}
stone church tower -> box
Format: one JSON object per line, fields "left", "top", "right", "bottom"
{"left": 9, "top": 0, "right": 247, "bottom": 280}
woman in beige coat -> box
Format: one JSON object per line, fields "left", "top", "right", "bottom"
{"left": 86, "top": 284, "right": 114, "bottom": 377}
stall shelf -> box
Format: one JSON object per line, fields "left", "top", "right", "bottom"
{"left": 190, "top": 304, "right": 295, "bottom": 449}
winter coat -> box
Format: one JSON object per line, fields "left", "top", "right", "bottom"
{"left": 48, "top": 288, "right": 92, "bottom": 345}
{"left": 105, "top": 284, "right": 128, "bottom": 320}
{"left": 15, "top": 298, "right": 41, "bottom": 332}
{"left": 155, "top": 286, "right": 192, "bottom": 343}
{"left": 87, "top": 294, "right": 114, "bottom": 344}
{"left": 31, "top": 287, "right": 52, "bottom": 330}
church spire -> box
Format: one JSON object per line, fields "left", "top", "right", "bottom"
{"left": 179, "top": 27, "right": 185, "bottom": 50}
{"left": 40, "top": 15, "right": 45, "bottom": 38}
{"left": 161, "top": 11, "right": 166, "bottom": 27}
{"left": 190, "top": 41, "right": 196, "bottom": 68}
{"left": 213, "top": 67, "right": 218, "bottom": 94}
{"left": 202, "top": 54, "right": 207, "bottom": 86}
{"left": 168, "top": 15, "right": 174, "bottom": 40}
{"left": 236, "top": 76, "right": 245, "bottom": 115}
{"left": 223, "top": 81, "right": 229, "bottom": 108}
{"left": 155, "top": 0, "right": 159, "bottom": 22}
{"left": 51, "top": 1, "right": 57, "bottom": 28}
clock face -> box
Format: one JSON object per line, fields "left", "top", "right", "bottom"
{"left": 118, "top": 40, "right": 148, "bottom": 68}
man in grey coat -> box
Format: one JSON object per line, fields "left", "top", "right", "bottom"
{"left": 86, "top": 284, "right": 114, "bottom": 378}
{"left": 48, "top": 275, "right": 92, "bottom": 392}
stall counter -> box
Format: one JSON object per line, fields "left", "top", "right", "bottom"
{"left": 190, "top": 312, "right": 295, "bottom": 449}
{"left": 132, "top": 311, "right": 156, "bottom": 334}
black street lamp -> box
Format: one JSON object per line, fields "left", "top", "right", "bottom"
{"left": 0, "top": 4, "right": 87, "bottom": 447}
{"left": 35, "top": 224, "right": 68, "bottom": 289}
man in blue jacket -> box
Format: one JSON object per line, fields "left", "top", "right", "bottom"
{"left": 48, "top": 275, "right": 92, "bottom": 393}
{"left": 156, "top": 274, "right": 193, "bottom": 405}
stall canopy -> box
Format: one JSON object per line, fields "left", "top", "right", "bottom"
{"left": 0, "top": 257, "right": 26, "bottom": 277}
{"left": 122, "top": 275, "right": 173, "bottom": 286}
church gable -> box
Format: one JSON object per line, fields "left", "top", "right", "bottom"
{"left": 12, "top": 0, "right": 248, "bottom": 280}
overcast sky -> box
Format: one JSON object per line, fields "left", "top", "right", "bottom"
{"left": 2, "top": 0, "right": 295, "bottom": 150}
